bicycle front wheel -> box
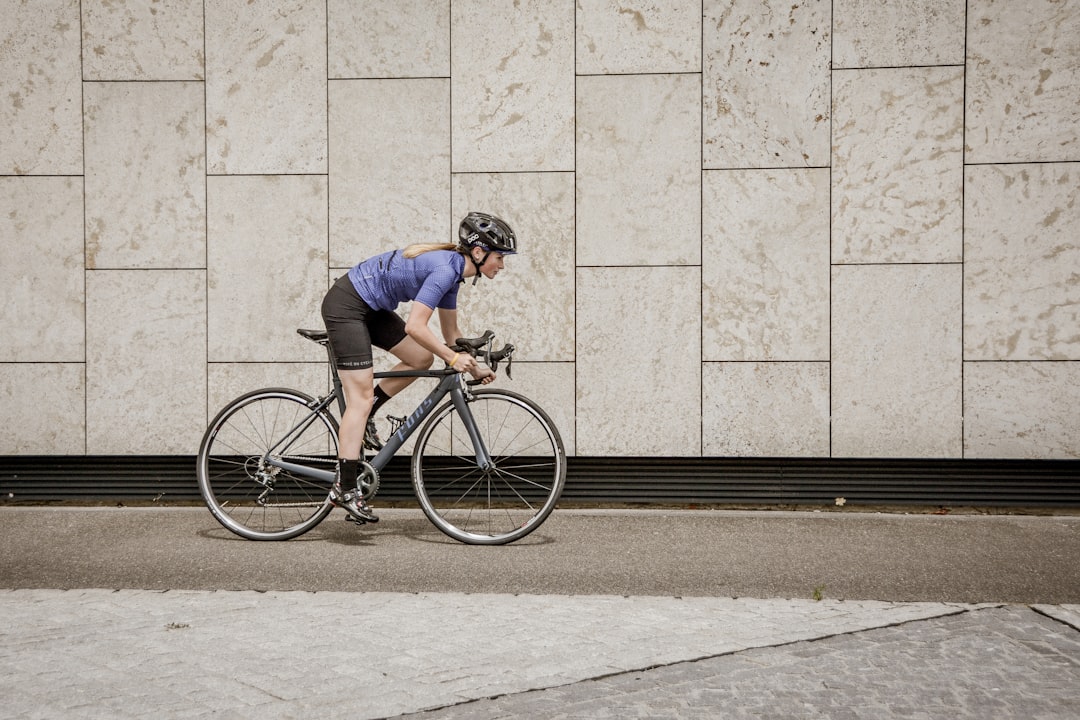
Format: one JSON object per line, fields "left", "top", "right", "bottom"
{"left": 197, "top": 388, "right": 337, "bottom": 541}
{"left": 411, "top": 388, "right": 566, "bottom": 545}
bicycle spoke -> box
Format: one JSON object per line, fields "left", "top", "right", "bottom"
{"left": 198, "top": 390, "right": 337, "bottom": 540}
{"left": 412, "top": 389, "right": 565, "bottom": 545}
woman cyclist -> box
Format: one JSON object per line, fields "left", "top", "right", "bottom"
{"left": 320, "top": 212, "right": 517, "bottom": 524}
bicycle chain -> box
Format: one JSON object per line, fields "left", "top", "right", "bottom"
{"left": 255, "top": 456, "right": 380, "bottom": 506}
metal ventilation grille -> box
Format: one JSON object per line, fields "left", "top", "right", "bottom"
{"left": 1, "top": 456, "right": 1078, "bottom": 507}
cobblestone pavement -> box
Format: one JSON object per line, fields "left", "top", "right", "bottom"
{"left": 1, "top": 589, "right": 1078, "bottom": 719}
{"left": 408, "top": 605, "right": 1080, "bottom": 720}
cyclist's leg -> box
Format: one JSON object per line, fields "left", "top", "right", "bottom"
{"left": 332, "top": 368, "right": 380, "bottom": 523}
{"left": 321, "top": 277, "right": 381, "bottom": 522}
{"left": 380, "top": 335, "right": 435, "bottom": 396}
{"left": 369, "top": 310, "right": 432, "bottom": 398}
{"left": 337, "top": 368, "right": 374, "bottom": 459}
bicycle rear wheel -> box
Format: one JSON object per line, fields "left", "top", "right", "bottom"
{"left": 411, "top": 388, "right": 566, "bottom": 545}
{"left": 197, "top": 388, "right": 337, "bottom": 540}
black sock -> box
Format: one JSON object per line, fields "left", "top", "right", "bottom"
{"left": 337, "top": 458, "right": 359, "bottom": 487}
{"left": 370, "top": 385, "right": 391, "bottom": 417}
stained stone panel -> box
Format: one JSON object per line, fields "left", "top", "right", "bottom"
{"left": 703, "top": 0, "right": 831, "bottom": 169}
{"left": 703, "top": 363, "right": 830, "bottom": 457}
{"left": 207, "top": 176, "right": 328, "bottom": 363}
{"left": 86, "top": 270, "right": 206, "bottom": 454}
{"left": 702, "top": 169, "right": 829, "bottom": 361}
{"left": 832, "top": 265, "right": 962, "bottom": 458}
{"left": 329, "top": 79, "right": 450, "bottom": 267}
{"left": 451, "top": 172, "right": 575, "bottom": 362}
{"left": 328, "top": 0, "right": 449, "bottom": 79}
{"left": 967, "top": 0, "right": 1080, "bottom": 163}
{"left": 965, "top": 163, "right": 1080, "bottom": 361}
{"left": 208, "top": 363, "right": 329, "bottom": 426}
{"left": 965, "top": 361, "right": 1080, "bottom": 459}
{"left": 0, "top": 177, "right": 84, "bottom": 362}
{"left": 0, "top": 0, "right": 82, "bottom": 175}
{"left": 577, "top": 73, "right": 700, "bottom": 267}
{"left": 451, "top": 0, "right": 574, "bottom": 172}
{"left": 576, "top": 0, "right": 701, "bottom": 74}
{"left": 832, "top": 67, "right": 964, "bottom": 264}
{"left": 0, "top": 364, "right": 85, "bottom": 455}
{"left": 577, "top": 267, "right": 700, "bottom": 456}
{"left": 82, "top": 0, "right": 204, "bottom": 80}
{"left": 833, "top": 0, "right": 965, "bottom": 68}
{"left": 492, "top": 362, "right": 577, "bottom": 456}
{"left": 205, "top": 0, "right": 327, "bottom": 174}
{"left": 84, "top": 82, "right": 205, "bottom": 269}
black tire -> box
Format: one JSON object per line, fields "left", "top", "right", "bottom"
{"left": 197, "top": 388, "right": 337, "bottom": 540}
{"left": 411, "top": 389, "right": 566, "bottom": 545}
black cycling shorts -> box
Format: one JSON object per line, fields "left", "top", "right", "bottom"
{"left": 320, "top": 274, "right": 407, "bottom": 370}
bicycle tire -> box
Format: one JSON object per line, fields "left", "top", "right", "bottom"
{"left": 411, "top": 388, "right": 566, "bottom": 545}
{"left": 197, "top": 388, "right": 337, "bottom": 541}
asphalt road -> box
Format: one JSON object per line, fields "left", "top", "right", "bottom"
{"left": 2, "top": 506, "right": 1078, "bottom": 604}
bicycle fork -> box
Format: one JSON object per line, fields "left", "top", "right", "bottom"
{"left": 450, "top": 384, "right": 494, "bottom": 472}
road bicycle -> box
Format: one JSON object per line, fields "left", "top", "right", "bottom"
{"left": 196, "top": 329, "right": 566, "bottom": 545}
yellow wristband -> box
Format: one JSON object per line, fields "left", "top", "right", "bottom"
{"left": 449, "top": 353, "right": 460, "bottom": 369}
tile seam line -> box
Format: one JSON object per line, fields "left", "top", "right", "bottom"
{"left": 396, "top": 604, "right": 985, "bottom": 717}
{"left": 1030, "top": 605, "right": 1080, "bottom": 634}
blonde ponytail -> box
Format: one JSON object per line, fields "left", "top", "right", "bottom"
{"left": 403, "top": 242, "right": 458, "bottom": 259}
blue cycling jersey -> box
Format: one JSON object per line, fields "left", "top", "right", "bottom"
{"left": 347, "top": 250, "right": 464, "bottom": 312}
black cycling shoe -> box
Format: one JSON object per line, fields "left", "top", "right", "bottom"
{"left": 363, "top": 418, "right": 383, "bottom": 451}
{"left": 330, "top": 483, "right": 379, "bottom": 524}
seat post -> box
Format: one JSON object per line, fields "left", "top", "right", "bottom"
{"left": 324, "top": 343, "right": 347, "bottom": 416}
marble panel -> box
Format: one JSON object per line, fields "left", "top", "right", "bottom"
{"left": 702, "top": 169, "right": 829, "bottom": 361}
{"left": 328, "top": 0, "right": 449, "bottom": 79}
{"left": 205, "top": 0, "right": 326, "bottom": 174}
{"left": 964, "top": 163, "right": 1080, "bottom": 361}
{"left": 82, "top": 0, "right": 204, "bottom": 80}
{"left": 577, "top": 74, "right": 700, "bottom": 267}
{"left": 576, "top": 0, "right": 701, "bottom": 74}
{"left": 703, "top": 362, "right": 830, "bottom": 457}
{"left": 491, "top": 361, "right": 577, "bottom": 456}
{"left": 0, "top": 0, "right": 82, "bottom": 174}
{"left": 577, "top": 267, "right": 700, "bottom": 456}
{"left": 84, "top": 82, "right": 205, "bottom": 269}
{"left": 451, "top": 0, "right": 574, "bottom": 172}
{"left": 965, "top": 361, "right": 1080, "bottom": 459}
{"left": 208, "top": 363, "right": 329, "bottom": 426}
{"left": 832, "top": 265, "right": 962, "bottom": 458}
{"left": 967, "top": 0, "right": 1080, "bottom": 163}
{"left": 703, "top": 0, "right": 831, "bottom": 169}
{"left": 0, "top": 364, "right": 85, "bottom": 455}
{"left": 329, "top": 79, "right": 450, "bottom": 267}
{"left": 207, "top": 176, "right": 328, "bottom": 363}
{"left": 85, "top": 270, "right": 206, "bottom": 454}
{"left": 832, "top": 0, "right": 965, "bottom": 69}
{"left": 451, "top": 172, "right": 574, "bottom": 361}
{"left": 0, "top": 177, "right": 84, "bottom": 362}
{"left": 832, "top": 67, "right": 964, "bottom": 264}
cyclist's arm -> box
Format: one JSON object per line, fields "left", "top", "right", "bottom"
{"left": 437, "top": 308, "right": 462, "bottom": 348}
{"left": 405, "top": 302, "right": 457, "bottom": 365}
{"left": 405, "top": 304, "right": 493, "bottom": 380}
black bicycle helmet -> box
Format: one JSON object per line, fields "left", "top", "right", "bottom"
{"left": 458, "top": 212, "right": 517, "bottom": 254}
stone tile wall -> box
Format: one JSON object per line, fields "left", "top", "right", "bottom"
{"left": 1, "top": 0, "right": 1077, "bottom": 460}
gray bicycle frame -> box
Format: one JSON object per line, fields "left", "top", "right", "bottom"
{"left": 263, "top": 369, "right": 492, "bottom": 485}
